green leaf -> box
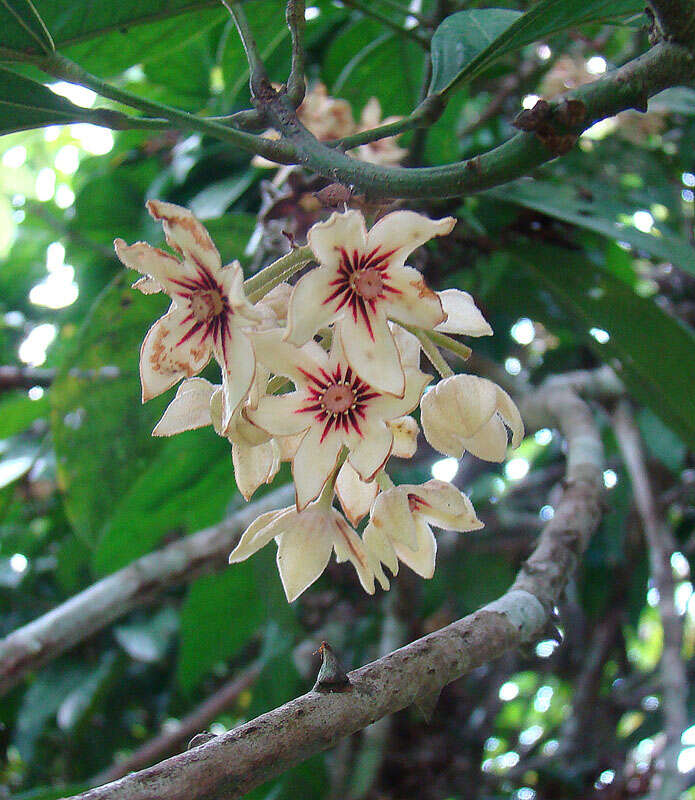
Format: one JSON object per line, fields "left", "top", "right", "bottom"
{"left": 486, "top": 179, "right": 695, "bottom": 277}
{"left": 0, "top": 0, "right": 54, "bottom": 55}
{"left": 0, "top": 67, "right": 90, "bottom": 134}
{"left": 0, "top": 391, "right": 49, "bottom": 438}
{"left": 429, "top": 0, "right": 644, "bottom": 95}
{"left": 516, "top": 243, "right": 695, "bottom": 450}
{"left": 177, "top": 550, "right": 291, "bottom": 692}
{"left": 114, "top": 607, "right": 179, "bottom": 663}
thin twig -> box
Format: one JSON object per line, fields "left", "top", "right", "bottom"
{"left": 285, "top": 0, "right": 306, "bottom": 106}
{"left": 614, "top": 401, "right": 687, "bottom": 800}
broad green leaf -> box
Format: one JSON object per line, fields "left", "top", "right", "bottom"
{"left": 429, "top": 0, "right": 644, "bottom": 95}
{"left": 189, "top": 173, "right": 256, "bottom": 220}
{"left": 177, "top": 550, "right": 293, "bottom": 692}
{"left": 0, "top": 391, "right": 49, "bottom": 438}
{"left": 0, "top": 1, "right": 223, "bottom": 69}
{"left": 114, "top": 607, "right": 179, "bottom": 662}
{"left": 0, "top": 67, "right": 91, "bottom": 134}
{"left": 486, "top": 179, "right": 695, "bottom": 277}
{"left": 516, "top": 244, "right": 695, "bottom": 450}
{"left": 0, "top": 0, "right": 53, "bottom": 55}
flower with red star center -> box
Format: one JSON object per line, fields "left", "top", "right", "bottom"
{"left": 296, "top": 363, "right": 379, "bottom": 442}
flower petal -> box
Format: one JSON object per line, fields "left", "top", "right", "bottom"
{"left": 335, "top": 462, "right": 379, "bottom": 527}
{"left": 115, "top": 239, "right": 189, "bottom": 295}
{"left": 228, "top": 507, "right": 291, "bottom": 563}
{"left": 139, "top": 306, "right": 212, "bottom": 401}
{"left": 338, "top": 311, "right": 405, "bottom": 397}
{"left": 366, "top": 211, "right": 455, "bottom": 270}
{"left": 381, "top": 264, "right": 445, "bottom": 330}
{"left": 215, "top": 329, "right": 256, "bottom": 430}
{"left": 152, "top": 378, "right": 215, "bottom": 436}
{"left": 347, "top": 421, "right": 393, "bottom": 482}
{"left": 251, "top": 329, "right": 326, "bottom": 385}
{"left": 146, "top": 200, "right": 221, "bottom": 273}
{"left": 403, "top": 480, "right": 483, "bottom": 532}
{"left": 232, "top": 440, "right": 280, "bottom": 501}
{"left": 246, "top": 392, "right": 310, "bottom": 437}
{"left": 388, "top": 415, "right": 419, "bottom": 458}
{"left": 495, "top": 385, "right": 525, "bottom": 448}
{"left": 218, "top": 261, "right": 263, "bottom": 322}
{"left": 259, "top": 281, "right": 293, "bottom": 322}
{"left": 463, "top": 414, "right": 509, "bottom": 462}
{"left": 369, "top": 488, "right": 418, "bottom": 550}
{"left": 292, "top": 426, "right": 343, "bottom": 510}
{"left": 285, "top": 266, "right": 341, "bottom": 345}
{"left": 363, "top": 521, "right": 399, "bottom": 577}
{"left": 435, "top": 289, "right": 493, "bottom": 336}
{"left": 391, "top": 323, "right": 421, "bottom": 369}
{"left": 307, "top": 209, "right": 367, "bottom": 272}
{"left": 276, "top": 516, "right": 334, "bottom": 601}
{"left": 393, "top": 518, "right": 437, "bottom": 579}
{"left": 331, "top": 511, "right": 380, "bottom": 594}
{"left": 368, "top": 366, "right": 431, "bottom": 421}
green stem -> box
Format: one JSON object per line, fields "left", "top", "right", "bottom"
{"left": 37, "top": 52, "right": 293, "bottom": 163}
{"left": 222, "top": 0, "right": 270, "bottom": 96}
{"left": 410, "top": 327, "right": 454, "bottom": 378}
{"left": 425, "top": 330, "right": 472, "bottom": 362}
{"left": 244, "top": 245, "right": 313, "bottom": 301}
{"left": 286, "top": 0, "right": 307, "bottom": 105}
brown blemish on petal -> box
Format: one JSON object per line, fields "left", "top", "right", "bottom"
{"left": 409, "top": 279, "right": 438, "bottom": 302}
{"left": 146, "top": 201, "right": 217, "bottom": 253}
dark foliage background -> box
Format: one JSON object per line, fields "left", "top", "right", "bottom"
{"left": 0, "top": 1, "right": 694, "bottom": 798}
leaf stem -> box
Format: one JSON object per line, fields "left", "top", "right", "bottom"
{"left": 409, "top": 327, "right": 454, "bottom": 378}
{"left": 244, "top": 245, "right": 313, "bottom": 301}
{"left": 286, "top": 0, "right": 307, "bottom": 106}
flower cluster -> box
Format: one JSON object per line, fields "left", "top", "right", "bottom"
{"left": 115, "top": 200, "right": 524, "bottom": 601}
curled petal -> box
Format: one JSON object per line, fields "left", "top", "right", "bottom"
{"left": 132, "top": 275, "right": 163, "bottom": 295}
{"left": 139, "top": 306, "right": 211, "bottom": 402}
{"left": 435, "top": 289, "right": 492, "bottom": 337}
{"left": 401, "top": 480, "right": 483, "bottom": 532}
{"left": 115, "top": 239, "right": 188, "bottom": 294}
{"left": 366, "top": 211, "right": 456, "bottom": 270}
{"left": 391, "top": 323, "right": 421, "bottom": 370}
{"left": 336, "top": 462, "right": 379, "bottom": 527}
{"left": 228, "top": 507, "right": 291, "bottom": 563}
{"left": 152, "top": 378, "right": 215, "bottom": 436}
{"left": 332, "top": 512, "right": 386, "bottom": 593}
{"left": 232, "top": 440, "right": 280, "bottom": 501}
{"left": 495, "top": 385, "right": 525, "bottom": 448}
{"left": 463, "top": 415, "right": 509, "bottom": 462}
{"left": 369, "top": 488, "right": 419, "bottom": 550}
{"left": 388, "top": 415, "right": 419, "bottom": 459}
{"left": 259, "top": 282, "right": 293, "bottom": 322}
{"left": 308, "top": 209, "right": 367, "bottom": 272}
{"left": 146, "top": 199, "right": 221, "bottom": 272}
{"left": 219, "top": 261, "right": 263, "bottom": 322}
{"left": 363, "top": 521, "right": 399, "bottom": 577}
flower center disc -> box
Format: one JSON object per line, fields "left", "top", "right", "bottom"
{"left": 322, "top": 384, "right": 355, "bottom": 414}
{"left": 190, "top": 290, "right": 224, "bottom": 323}
{"left": 351, "top": 268, "right": 384, "bottom": 300}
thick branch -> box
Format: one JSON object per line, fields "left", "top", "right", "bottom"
{"left": 64, "top": 383, "right": 604, "bottom": 800}
{"left": 264, "top": 41, "right": 695, "bottom": 198}
{"left": 0, "top": 485, "right": 293, "bottom": 696}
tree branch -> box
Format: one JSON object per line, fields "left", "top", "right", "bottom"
{"left": 62, "top": 382, "right": 604, "bottom": 800}
{"left": 614, "top": 402, "right": 687, "bottom": 800}
{"left": 285, "top": 0, "right": 306, "bottom": 106}
{"left": 649, "top": 0, "right": 695, "bottom": 45}
{"left": 0, "top": 485, "right": 293, "bottom": 696}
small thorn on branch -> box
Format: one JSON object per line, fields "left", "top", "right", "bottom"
{"left": 313, "top": 641, "right": 351, "bottom": 692}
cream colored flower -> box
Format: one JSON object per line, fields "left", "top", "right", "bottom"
{"left": 286, "top": 209, "right": 453, "bottom": 396}
{"left": 228, "top": 502, "right": 386, "bottom": 601}
{"left": 354, "top": 97, "right": 407, "bottom": 166}
{"left": 115, "top": 200, "right": 261, "bottom": 429}
{"left": 363, "top": 480, "right": 482, "bottom": 579}
{"left": 247, "top": 329, "right": 430, "bottom": 510}
{"left": 421, "top": 375, "right": 524, "bottom": 462}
